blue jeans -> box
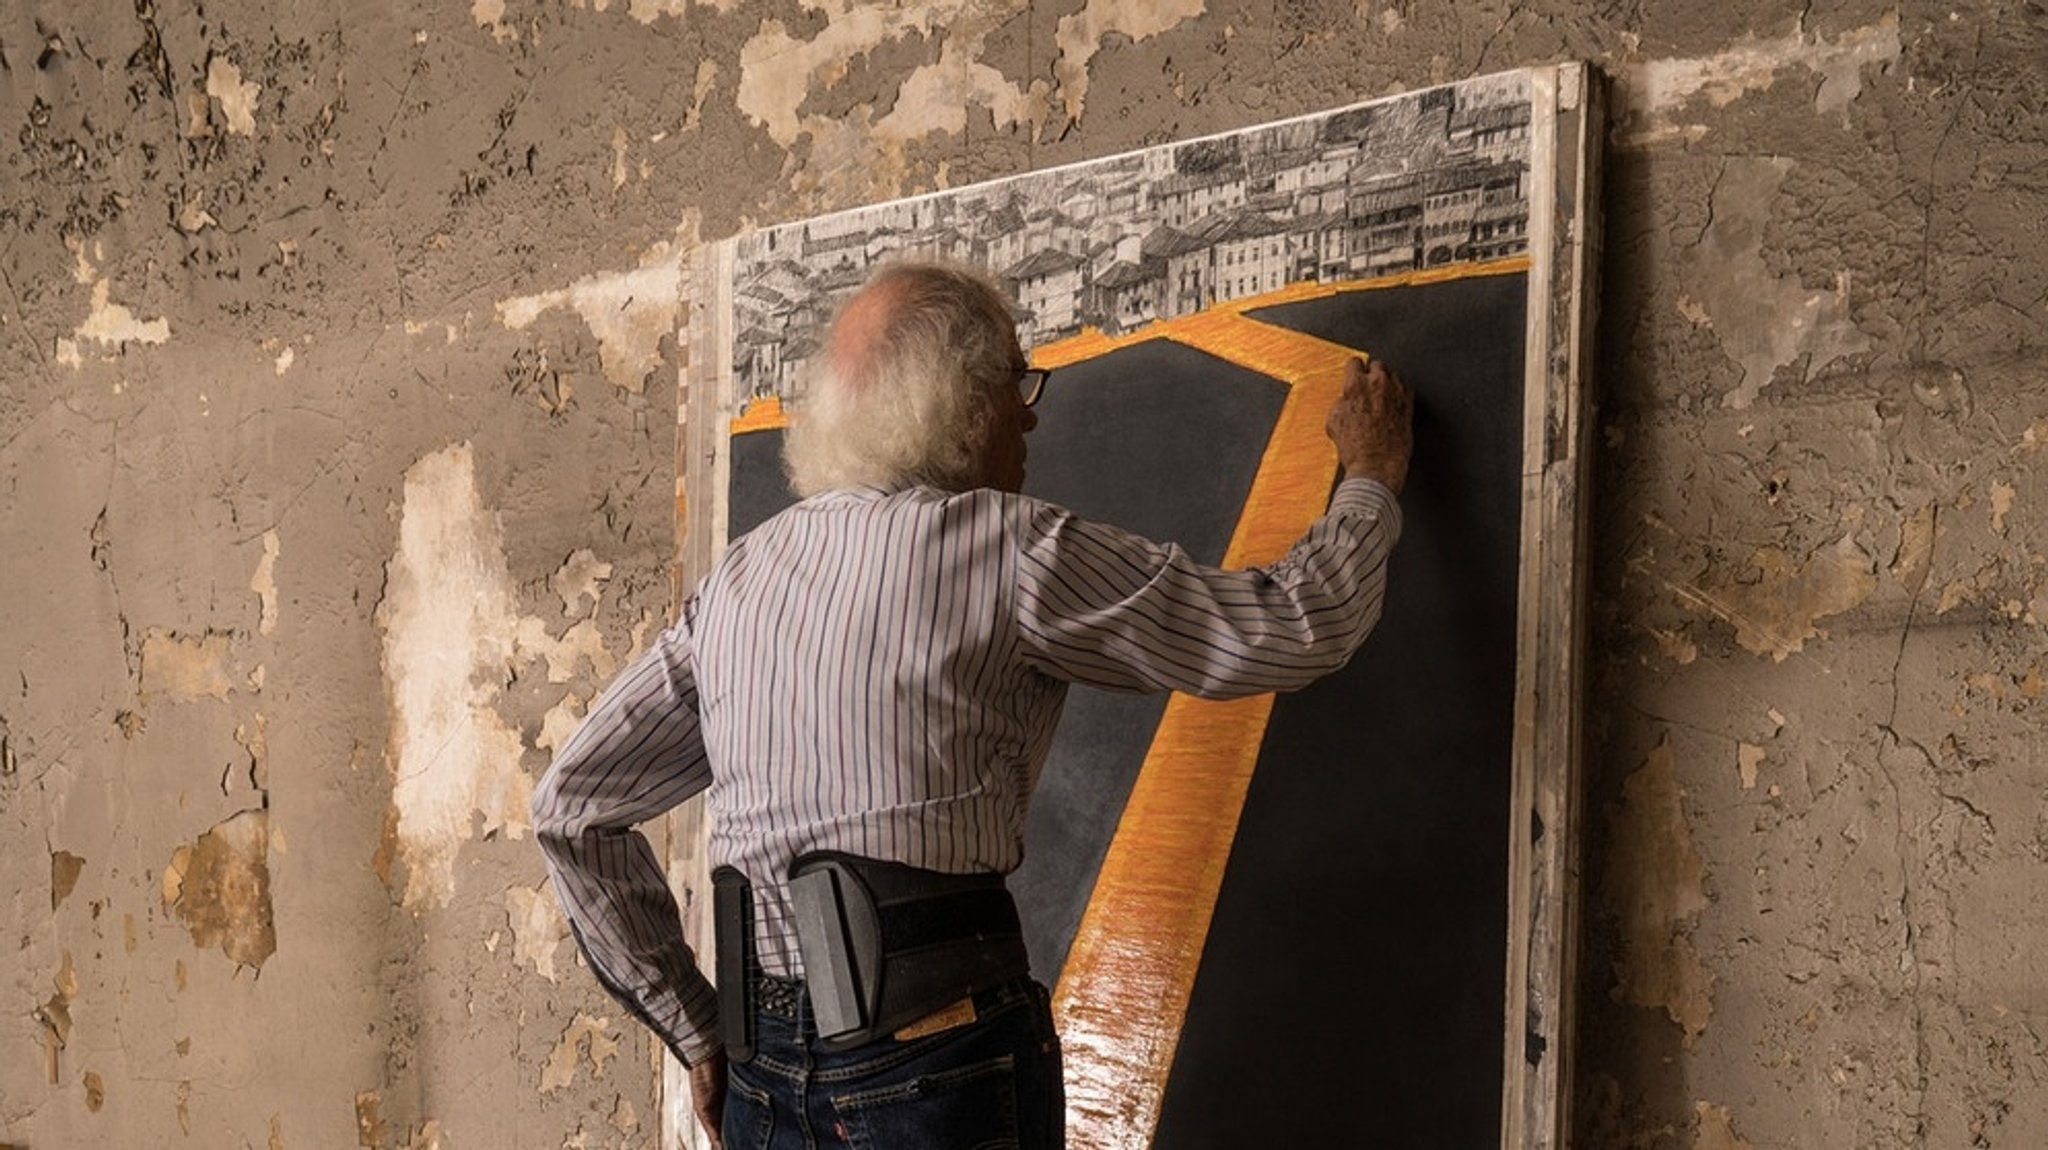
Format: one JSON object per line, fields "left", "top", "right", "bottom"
{"left": 723, "top": 977, "right": 1065, "bottom": 1150}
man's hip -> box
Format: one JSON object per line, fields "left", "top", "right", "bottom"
{"left": 724, "top": 975, "right": 1065, "bottom": 1150}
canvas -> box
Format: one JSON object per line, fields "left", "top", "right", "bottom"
{"left": 672, "top": 62, "right": 1601, "bottom": 1150}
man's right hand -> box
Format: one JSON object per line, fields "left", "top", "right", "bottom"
{"left": 1325, "top": 357, "right": 1413, "bottom": 495}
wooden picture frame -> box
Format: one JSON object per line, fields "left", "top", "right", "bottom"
{"left": 665, "top": 62, "right": 1601, "bottom": 1150}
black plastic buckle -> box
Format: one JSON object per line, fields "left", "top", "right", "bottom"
{"left": 712, "top": 865, "right": 756, "bottom": 1064}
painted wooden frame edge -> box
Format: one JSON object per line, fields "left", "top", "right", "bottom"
{"left": 659, "top": 243, "right": 735, "bottom": 1150}
{"left": 1501, "top": 60, "right": 1602, "bottom": 1150}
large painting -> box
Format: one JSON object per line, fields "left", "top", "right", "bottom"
{"left": 674, "top": 63, "right": 1601, "bottom": 1149}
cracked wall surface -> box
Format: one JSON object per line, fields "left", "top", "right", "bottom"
{"left": 2, "top": 1, "right": 2043, "bottom": 1148}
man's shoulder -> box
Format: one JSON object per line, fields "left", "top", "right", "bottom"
{"left": 817, "top": 483, "right": 1065, "bottom": 518}
{"left": 735, "top": 485, "right": 1066, "bottom": 541}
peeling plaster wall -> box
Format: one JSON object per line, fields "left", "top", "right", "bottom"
{"left": 2, "top": 2, "right": 2043, "bottom": 1148}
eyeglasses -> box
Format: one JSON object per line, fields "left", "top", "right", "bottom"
{"left": 1014, "top": 367, "right": 1050, "bottom": 408}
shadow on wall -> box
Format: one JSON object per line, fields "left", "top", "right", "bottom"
{"left": 1572, "top": 134, "right": 1709, "bottom": 1148}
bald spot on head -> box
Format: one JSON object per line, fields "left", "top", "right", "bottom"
{"left": 825, "top": 276, "right": 909, "bottom": 394}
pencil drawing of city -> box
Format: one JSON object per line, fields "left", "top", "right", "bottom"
{"left": 722, "top": 70, "right": 1532, "bottom": 404}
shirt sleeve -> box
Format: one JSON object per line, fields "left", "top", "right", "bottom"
{"left": 1011, "top": 478, "right": 1402, "bottom": 698}
{"left": 530, "top": 605, "right": 723, "bottom": 1066}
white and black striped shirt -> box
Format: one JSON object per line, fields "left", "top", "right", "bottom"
{"left": 532, "top": 478, "right": 1400, "bottom": 1064}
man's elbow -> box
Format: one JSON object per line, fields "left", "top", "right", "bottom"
{"left": 1286, "top": 599, "right": 1386, "bottom": 687}
{"left": 529, "top": 762, "right": 577, "bottom": 853}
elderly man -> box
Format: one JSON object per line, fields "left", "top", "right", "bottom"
{"left": 533, "top": 260, "right": 1412, "bottom": 1150}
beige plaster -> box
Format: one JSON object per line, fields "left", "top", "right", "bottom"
{"left": 3, "top": 1, "right": 2043, "bottom": 1146}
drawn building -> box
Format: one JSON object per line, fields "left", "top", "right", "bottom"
{"left": 1005, "top": 247, "right": 1089, "bottom": 342}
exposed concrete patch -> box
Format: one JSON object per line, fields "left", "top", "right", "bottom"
{"left": 735, "top": 1, "right": 1052, "bottom": 200}
{"left": 372, "top": 805, "right": 401, "bottom": 894}
{"left": 1052, "top": 0, "right": 1207, "bottom": 125}
{"left": 140, "top": 630, "right": 237, "bottom": 701}
{"left": 355, "top": 1090, "right": 386, "bottom": 1147}
{"left": 1695, "top": 535, "right": 1879, "bottom": 662}
{"left": 1936, "top": 556, "right": 1998, "bottom": 617}
{"left": 520, "top": 617, "right": 615, "bottom": 684}
{"left": 68, "top": 279, "right": 172, "bottom": 363}
{"left": 610, "top": 125, "right": 631, "bottom": 191}
{"left": 355, "top": 1099, "right": 440, "bottom": 1150}
{"left": 235, "top": 714, "right": 271, "bottom": 792}
{"left": 610, "top": 1095, "right": 639, "bottom": 1135}
{"left": 163, "top": 810, "right": 277, "bottom": 969}
{"left": 1368, "top": 3, "right": 1403, "bottom": 36}
{"left": 541, "top": 1012, "right": 621, "bottom": 1093}
{"left": 1650, "top": 624, "right": 1699, "bottom": 666}
{"left": 503, "top": 882, "right": 569, "bottom": 982}
{"left": 1737, "top": 743, "right": 1765, "bottom": 791}
{"left": 1891, "top": 502, "right": 1937, "bottom": 589}
{"left": 251, "top": 529, "right": 281, "bottom": 635}
{"left": 623, "top": 0, "right": 692, "bottom": 21}
{"left": 629, "top": 609, "right": 659, "bottom": 658}
{"left": 33, "top": 952, "right": 77, "bottom": 1084}
{"left": 375, "top": 443, "right": 535, "bottom": 909}
{"left": 375, "top": 445, "right": 623, "bottom": 908}
{"left": 1690, "top": 157, "right": 1871, "bottom": 409}
{"left": 472, "top": 0, "right": 519, "bottom": 43}
{"left": 551, "top": 0, "right": 724, "bottom": 22}
{"left": 404, "top": 319, "right": 463, "bottom": 345}
{"left": 737, "top": 3, "right": 1016, "bottom": 146}
{"left": 205, "top": 55, "right": 262, "bottom": 137}
{"left": 1616, "top": 14, "right": 1903, "bottom": 145}
{"left": 1606, "top": 736, "right": 1713, "bottom": 1041}
{"left": 1988, "top": 479, "right": 2016, "bottom": 537}
{"left": 551, "top": 549, "right": 613, "bottom": 619}
{"left": 498, "top": 245, "right": 684, "bottom": 395}
{"left": 684, "top": 60, "right": 720, "bottom": 130}
{"left": 50, "top": 850, "right": 85, "bottom": 910}
{"left": 2021, "top": 416, "right": 2048, "bottom": 454}
{"left": 537, "top": 693, "right": 585, "bottom": 757}
{"left": 1693, "top": 1101, "right": 1756, "bottom": 1149}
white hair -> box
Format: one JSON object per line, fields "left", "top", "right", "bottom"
{"left": 784, "top": 261, "right": 1018, "bottom": 497}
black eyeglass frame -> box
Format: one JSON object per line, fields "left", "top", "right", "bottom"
{"left": 1014, "top": 367, "right": 1051, "bottom": 408}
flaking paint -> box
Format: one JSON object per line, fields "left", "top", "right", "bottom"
{"left": 1691, "top": 156, "right": 1871, "bottom": 409}
{"left": 498, "top": 245, "right": 686, "bottom": 395}
{"left": 375, "top": 443, "right": 536, "bottom": 909}
{"left": 1606, "top": 736, "right": 1713, "bottom": 1041}
{"left": 162, "top": 810, "right": 278, "bottom": 969}
{"left": 3, "top": 1, "right": 2043, "bottom": 1145}
{"left": 1615, "top": 14, "right": 1903, "bottom": 145}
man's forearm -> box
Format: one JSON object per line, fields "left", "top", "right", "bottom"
{"left": 529, "top": 620, "right": 724, "bottom": 1062}
{"left": 536, "top": 818, "right": 725, "bottom": 1064}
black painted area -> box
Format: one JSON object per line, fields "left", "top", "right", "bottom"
{"left": 1152, "top": 272, "right": 1526, "bottom": 1149}
{"left": 721, "top": 273, "right": 1526, "bottom": 1145}
{"left": 728, "top": 429, "right": 794, "bottom": 540}
{"left": 1012, "top": 341, "right": 1284, "bottom": 983}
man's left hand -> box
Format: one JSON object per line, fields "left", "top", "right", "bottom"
{"left": 689, "top": 1049, "right": 728, "bottom": 1148}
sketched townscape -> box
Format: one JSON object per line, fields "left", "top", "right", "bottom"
{"left": 725, "top": 71, "right": 1533, "bottom": 404}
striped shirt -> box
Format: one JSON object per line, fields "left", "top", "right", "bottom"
{"left": 532, "top": 477, "right": 1400, "bottom": 1065}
